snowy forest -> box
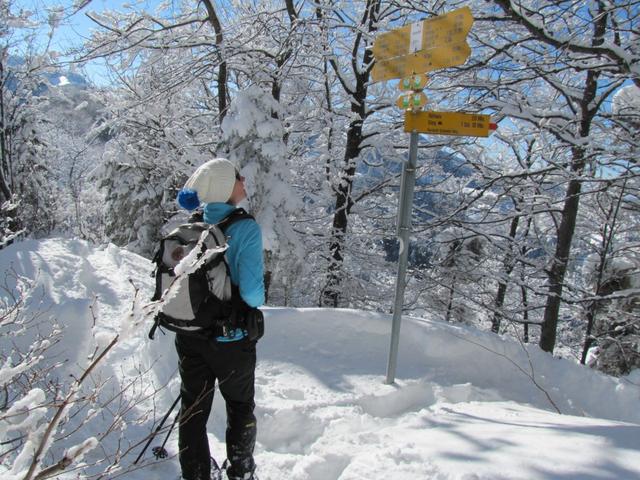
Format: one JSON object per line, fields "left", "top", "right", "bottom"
{"left": 1, "top": 0, "right": 639, "bottom": 478}
{"left": 3, "top": 0, "right": 640, "bottom": 371}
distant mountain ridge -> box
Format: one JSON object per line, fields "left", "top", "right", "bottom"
{"left": 7, "top": 54, "right": 89, "bottom": 93}
{"left": 44, "top": 70, "right": 89, "bottom": 88}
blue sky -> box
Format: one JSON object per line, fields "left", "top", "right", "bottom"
{"left": 14, "top": 0, "right": 123, "bottom": 48}
{"left": 12, "top": 0, "right": 162, "bottom": 84}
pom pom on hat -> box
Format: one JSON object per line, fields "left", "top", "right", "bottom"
{"left": 177, "top": 188, "right": 200, "bottom": 211}
{"left": 180, "top": 158, "right": 237, "bottom": 207}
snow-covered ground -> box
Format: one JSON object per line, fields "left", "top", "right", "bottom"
{"left": 1, "top": 238, "right": 639, "bottom": 479}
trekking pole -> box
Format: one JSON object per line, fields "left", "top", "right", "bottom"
{"left": 134, "top": 394, "right": 181, "bottom": 464}
{"left": 151, "top": 407, "right": 181, "bottom": 459}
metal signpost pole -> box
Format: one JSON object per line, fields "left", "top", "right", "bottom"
{"left": 385, "top": 129, "right": 419, "bottom": 385}
{"left": 372, "top": 7, "right": 486, "bottom": 384}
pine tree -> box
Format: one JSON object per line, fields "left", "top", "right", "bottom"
{"left": 221, "top": 86, "right": 302, "bottom": 303}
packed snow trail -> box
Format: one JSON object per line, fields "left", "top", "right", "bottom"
{"left": 1, "top": 239, "right": 639, "bottom": 480}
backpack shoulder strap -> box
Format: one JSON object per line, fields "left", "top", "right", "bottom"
{"left": 188, "top": 209, "right": 204, "bottom": 223}
{"left": 217, "top": 208, "right": 254, "bottom": 233}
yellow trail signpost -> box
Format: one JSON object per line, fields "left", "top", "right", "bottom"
{"left": 376, "top": 7, "right": 498, "bottom": 385}
{"left": 404, "top": 111, "right": 497, "bottom": 137}
{"left": 371, "top": 7, "right": 496, "bottom": 384}
{"left": 373, "top": 43, "right": 471, "bottom": 82}
{"left": 371, "top": 6, "right": 473, "bottom": 82}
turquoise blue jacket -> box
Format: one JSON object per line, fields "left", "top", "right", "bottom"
{"left": 203, "top": 203, "right": 265, "bottom": 308}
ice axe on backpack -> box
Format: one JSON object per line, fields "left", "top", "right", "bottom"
{"left": 134, "top": 395, "right": 181, "bottom": 464}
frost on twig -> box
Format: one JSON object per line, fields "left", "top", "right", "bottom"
{"left": 0, "top": 271, "right": 166, "bottom": 479}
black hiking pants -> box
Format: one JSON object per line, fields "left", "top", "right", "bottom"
{"left": 175, "top": 334, "right": 257, "bottom": 480}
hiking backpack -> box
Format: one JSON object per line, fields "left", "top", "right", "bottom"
{"left": 148, "top": 208, "right": 253, "bottom": 340}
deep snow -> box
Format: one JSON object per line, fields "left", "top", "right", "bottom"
{"left": 1, "top": 238, "right": 639, "bottom": 480}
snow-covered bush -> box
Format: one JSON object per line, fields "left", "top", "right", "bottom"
{"left": 426, "top": 228, "right": 488, "bottom": 324}
{"left": 221, "top": 86, "right": 303, "bottom": 303}
{"left": 585, "top": 257, "right": 640, "bottom": 376}
{"left": 0, "top": 199, "right": 25, "bottom": 249}
{"left": 0, "top": 268, "right": 153, "bottom": 479}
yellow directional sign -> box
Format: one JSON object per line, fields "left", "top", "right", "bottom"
{"left": 422, "top": 6, "right": 473, "bottom": 50}
{"left": 372, "top": 7, "right": 473, "bottom": 61}
{"left": 373, "top": 26, "right": 413, "bottom": 61}
{"left": 404, "top": 111, "right": 497, "bottom": 137}
{"left": 372, "top": 43, "right": 471, "bottom": 82}
{"left": 371, "top": 7, "right": 473, "bottom": 82}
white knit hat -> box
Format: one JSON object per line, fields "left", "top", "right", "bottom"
{"left": 178, "top": 158, "right": 236, "bottom": 209}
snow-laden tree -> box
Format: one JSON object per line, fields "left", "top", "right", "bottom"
{"left": 78, "top": 1, "right": 312, "bottom": 259}
{"left": 312, "top": 0, "right": 384, "bottom": 307}
{"left": 34, "top": 79, "right": 110, "bottom": 241}
{"left": 428, "top": 227, "right": 487, "bottom": 324}
{"left": 0, "top": 43, "right": 58, "bottom": 240}
{"left": 480, "top": 134, "right": 549, "bottom": 337}
{"left": 585, "top": 253, "right": 640, "bottom": 376}
{"left": 221, "top": 86, "right": 303, "bottom": 303}
{"left": 410, "top": 0, "right": 640, "bottom": 355}
{"left": 0, "top": 1, "right": 107, "bottom": 243}
{"left": 576, "top": 177, "right": 640, "bottom": 375}
{"left": 97, "top": 55, "right": 216, "bottom": 256}
{"left": 484, "top": 0, "right": 639, "bottom": 354}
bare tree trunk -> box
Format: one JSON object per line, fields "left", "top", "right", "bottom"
{"left": 201, "top": 0, "right": 228, "bottom": 125}
{"left": 322, "top": 126, "right": 360, "bottom": 306}
{"left": 320, "top": 0, "right": 380, "bottom": 306}
{"left": 539, "top": 3, "right": 607, "bottom": 353}
{"left": 539, "top": 174, "right": 584, "bottom": 351}
{"left": 263, "top": 250, "right": 273, "bottom": 303}
{"left": 445, "top": 276, "right": 456, "bottom": 323}
{"left": 0, "top": 55, "right": 14, "bottom": 202}
{"left": 580, "top": 183, "right": 625, "bottom": 363}
{"left": 491, "top": 214, "right": 520, "bottom": 332}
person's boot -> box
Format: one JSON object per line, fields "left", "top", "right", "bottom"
{"left": 223, "top": 458, "right": 257, "bottom": 480}
{"left": 210, "top": 457, "right": 223, "bottom": 480}
{"left": 181, "top": 464, "right": 209, "bottom": 480}
{"left": 225, "top": 465, "right": 256, "bottom": 479}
